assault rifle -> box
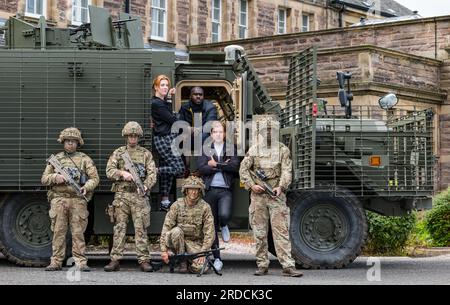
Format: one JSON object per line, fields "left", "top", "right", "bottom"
{"left": 249, "top": 169, "right": 284, "bottom": 203}
{"left": 120, "top": 150, "right": 147, "bottom": 197}
{"left": 46, "top": 154, "right": 88, "bottom": 202}
{"left": 167, "top": 247, "right": 225, "bottom": 277}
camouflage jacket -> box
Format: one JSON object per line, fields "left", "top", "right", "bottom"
{"left": 160, "top": 197, "right": 215, "bottom": 252}
{"left": 239, "top": 141, "right": 292, "bottom": 192}
{"left": 106, "top": 145, "right": 156, "bottom": 193}
{"left": 41, "top": 151, "right": 99, "bottom": 201}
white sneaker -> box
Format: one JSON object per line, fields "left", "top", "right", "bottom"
{"left": 160, "top": 200, "right": 171, "bottom": 211}
{"left": 221, "top": 225, "right": 230, "bottom": 242}
{"left": 213, "top": 258, "right": 223, "bottom": 271}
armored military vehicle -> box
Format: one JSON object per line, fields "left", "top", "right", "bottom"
{"left": 0, "top": 6, "right": 434, "bottom": 269}
{"left": 280, "top": 48, "right": 434, "bottom": 268}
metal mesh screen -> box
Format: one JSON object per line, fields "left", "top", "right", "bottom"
{"left": 0, "top": 49, "right": 153, "bottom": 191}
{"left": 281, "top": 47, "right": 317, "bottom": 190}
{"left": 314, "top": 105, "right": 434, "bottom": 197}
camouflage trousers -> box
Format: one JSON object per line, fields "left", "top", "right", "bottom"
{"left": 49, "top": 197, "right": 89, "bottom": 266}
{"left": 110, "top": 192, "right": 151, "bottom": 264}
{"left": 165, "top": 227, "right": 204, "bottom": 273}
{"left": 249, "top": 193, "right": 295, "bottom": 270}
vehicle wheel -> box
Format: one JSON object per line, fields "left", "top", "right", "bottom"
{"left": 0, "top": 193, "right": 52, "bottom": 266}
{"left": 289, "top": 188, "right": 368, "bottom": 269}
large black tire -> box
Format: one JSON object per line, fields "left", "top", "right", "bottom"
{"left": 0, "top": 193, "right": 52, "bottom": 266}
{"left": 289, "top": 188, "right": 368, "bottom": 269}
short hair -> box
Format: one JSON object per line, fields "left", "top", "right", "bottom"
{"left": 210, "top": 120, "right": 225, "bottom": 133}
{"left": 190, "top": 86, "right": 204, "bottom": 95}
{"left": 152, "top": 75, "right": 170, "bottom": 90}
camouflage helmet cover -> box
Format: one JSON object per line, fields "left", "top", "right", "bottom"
{"left": 57, "top": 127, "right": 84, "bottom": 146}
{"left": 253, "top": 114, "right": 279, "bottom": 126}
{"left": 122, "top": 121, "right": 143, "bottom": 137}
{"left": 253, "top": 114, "right": 280, "bottom": 134}
{"left": 182, "top": 175, "right": 205, "bottom": 195}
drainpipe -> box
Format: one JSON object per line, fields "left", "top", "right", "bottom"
{"left": 338, "top": 3, "right": 345, "bottom": 28}
{"left": 124, "top": 0, "right": 130, "bottom": 13}
{"left": 434, "top": 17, "right": 437, "bottom": 59}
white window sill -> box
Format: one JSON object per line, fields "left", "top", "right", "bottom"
{"left": 25, "top": 12, "right": 47, "bottom": 19}
{"left": 151, "top": 35, "right": 167, "bottom": 41}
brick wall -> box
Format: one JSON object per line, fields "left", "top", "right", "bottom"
{"left": 197, "top": 0, "right": 208, "bottom": 44}
{"left": 195, "top": 17, "right": 450, "bottom": 61}
{"left": 176, "top": 0, "right": 190, "bottom": 47}
{"left": 103, "top": 0, "right": 121, "bottom": 19}
{"left": 256, "top": 1, "right": 275, "bottom": 37}
{"left": 249, "top": 47, "right": 442, "bottom": 99}
{"left": 0, "top": 0, "right": 18, "bottom": 14}
{"left": 56, "top": 0, "right": 68, "bottom": 23}
{"left": 439, "top": 62, "right": 450, "bottom": 189}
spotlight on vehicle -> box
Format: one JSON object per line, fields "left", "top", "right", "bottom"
{"left": 378, "top": 93, "right": 398, "bottom": 110}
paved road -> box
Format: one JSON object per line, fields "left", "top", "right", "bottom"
{"left": 0, "top": 252, "right": 449, "bottom": 285}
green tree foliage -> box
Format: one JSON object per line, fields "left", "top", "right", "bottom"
{"left": 425, "top": 188, "right": 450, "bottom": 246}
{"left": 365, "top": 211, "right": 416, "bottom": 255}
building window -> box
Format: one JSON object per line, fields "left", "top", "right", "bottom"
{"left": 212, "top": 0, "right": 221, "bottom": 42}
{"left": 0, "top": 19, "right": 5, "bottom": 46}
{"left": 239, "top": 0, "right": 248, "bottom": 39}
{"left": 25, "top": 0, "right": 47, "bottom": 18}
{"left": 151, "top": 0, "right": 167, "bottom": 40}
{"left": 72, "top": 0, "right": 90, "bottom": 25}
{"left": 278, "top": 8, "right": 286, "bottom": 34}
{"left": 302, "top": 14, "right": 310, "bottom": 32}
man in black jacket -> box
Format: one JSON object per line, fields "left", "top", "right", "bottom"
{"left": 179, "top": 87, "right": 218, "bottom": 146}
{"left": 197, "top": 121, "right": 240, "bottom": 271}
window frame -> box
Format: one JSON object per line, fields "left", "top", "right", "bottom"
{"left": 25, "top": 0, "right": 47, "bottom": 19}
{"left": 151, "top": 0, "right": 168, "bottom": 41}
{"left": 72, "top": 0, "right": 91, "bottom": 26}
{"left": 0, "top": 19, "right": 5, "bottom": 46}
{"left": 238, "top": 0, "right": 248, "bottom": 39}
{"left": 302, "top": 14, "right": 310, "bottom": 32}
{"left": 212, "top": 0, "right": 222, "bottom": 43}
{"left": 278, "top": 8, "right": 286, "bottom": 34}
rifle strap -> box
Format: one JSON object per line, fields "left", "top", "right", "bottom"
{"left": 65, "top": 152, "right": 83, "bottom": 173}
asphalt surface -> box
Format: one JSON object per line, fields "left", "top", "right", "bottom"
{"left": 0, "top": 252, "right": 449, "bottom": 285}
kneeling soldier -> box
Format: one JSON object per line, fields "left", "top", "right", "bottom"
{"left": 104, "top": 121, "right": 157, "bottom": 272}
{"left": 42, "top": 127, "right": 99, "bottom": 271}
{"left": 160, "top": 176, "right": 215, "bottom": 273}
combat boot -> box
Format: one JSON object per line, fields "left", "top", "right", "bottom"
{"left": 78, "top": 264, "right": 91, "bottom": 272}
{"left": 254, "top": 267, "right": 268, "bottom": 276}
{"left": 282, "top": 267, "right": 303, "bottom": 277}
{"left": 140, "top": 261, "right": 154, "bottom": 272}
{"left": 104, "top": 260, "right": 120, "bottom": 272}
{"left": 45, "top": 263, "right": 62, "bottom": 271}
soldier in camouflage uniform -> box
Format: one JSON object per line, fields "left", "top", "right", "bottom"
{"left": 160, "top": 176, "right": 215, "bottom": 274}
{"left": 41, "top": 127, "right": 99, "bottom": 271}
{"left": 239, "top": 115, "right": 303, "bottom": 277}
{"left": 104, "top": 121, "right": 157, "bottom": 272}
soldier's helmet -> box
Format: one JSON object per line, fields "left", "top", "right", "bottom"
{"left": 122, "top": 121, "right": 143, "bottom": 137}
{"left": 181, "top": 175, "right": 205, "bottom": 195}
{"left": 57, "top": 127, "right": 84, "bottom": 146}
{"left": 253, "top": 114, "right": 280, "bottom": 134}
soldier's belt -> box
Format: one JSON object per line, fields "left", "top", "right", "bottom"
{"left": 112, "top": 184, "right": 138, "bottom": 193}
{"left": 52, "top": 192, "right": 83, "bottom": 199}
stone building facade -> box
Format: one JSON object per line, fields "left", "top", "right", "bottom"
{"left": 0, "top": 0, "right": 412, "bottom": 50}
{"left": 190, "top": 15, "right": 450, "bottom": 190}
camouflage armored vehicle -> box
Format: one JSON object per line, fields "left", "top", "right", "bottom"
{"left": 0, "top": 6, "right": 434, "bottom": 269}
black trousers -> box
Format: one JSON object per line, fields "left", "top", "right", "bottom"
{"left": 204, "top": 187, "right": 233, "bottom": 259}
